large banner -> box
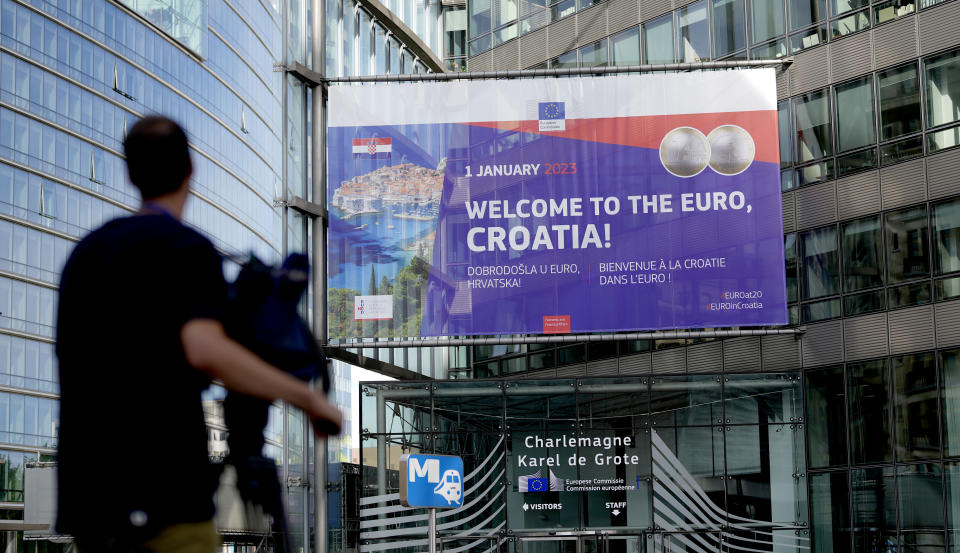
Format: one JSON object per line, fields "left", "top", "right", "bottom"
{"left": 327, "top": 70, "right": 786, "bottom": 338}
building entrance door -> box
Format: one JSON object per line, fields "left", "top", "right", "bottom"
{"left": 651, "top": 532, "right": 721, "bottom": 552}
{"left": 517, "top": 535, "right": 645, "bottom": 553}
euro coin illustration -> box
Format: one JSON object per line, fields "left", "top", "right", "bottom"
{"left": 707, "top": 125, "right": 756, "bottom": 176}
{"left": 659, "top": 127, "right": 710, "bottom": 178}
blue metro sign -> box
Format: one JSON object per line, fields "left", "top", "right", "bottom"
{"left": 398, "top": 454, "right": 464, "bottom": 508}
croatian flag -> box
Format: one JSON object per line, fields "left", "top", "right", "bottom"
{"left": 352, "top": 137, "right": 392, "bottom": 158}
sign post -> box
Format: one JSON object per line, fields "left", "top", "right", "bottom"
{"left": 399, "top": 454, "right": 465, "bottom": 553}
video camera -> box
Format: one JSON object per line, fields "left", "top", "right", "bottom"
{"left": 221, "top": 253, "right": 332, "bottom": 553}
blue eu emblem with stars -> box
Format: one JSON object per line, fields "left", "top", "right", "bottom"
{"left": 527, "top": 477, "right": 549, "bottom": 492}
{"left": 538, "top": 102, "right": 566, "bottom": 131}
{"left": 538, "top": 102, "right": 565, "bottom": 120}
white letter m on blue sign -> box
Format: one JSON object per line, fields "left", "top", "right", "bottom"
{"left": 409, "top": 458, "right": 440, "bottom": 483}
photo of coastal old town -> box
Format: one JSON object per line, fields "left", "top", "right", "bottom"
{"left": 328, "top": 159, "right": 446, "bottom": 338}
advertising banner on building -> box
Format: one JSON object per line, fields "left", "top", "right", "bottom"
{"left": 327, "top": 70, "right": 786, "bottom": 337}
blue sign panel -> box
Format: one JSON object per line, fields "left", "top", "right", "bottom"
{"left": 398, "top": 454, "right": 464, "bottom": 508}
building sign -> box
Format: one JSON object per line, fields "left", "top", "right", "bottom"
{"left": 328, "top": 70, "right": 786, "bottom": 337}
{"left": 398, "top": 454, "right": 464, "bottom": 508}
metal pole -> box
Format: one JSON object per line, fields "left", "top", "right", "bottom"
{"left": 325, "top": 327, "right": 804, "bottom": 349}
{"left": 320, "top": 58, "right": 793, "bottom": 84}
{"left": 428, "top": 508, "right": 437, "bottom": 553}
{"left": 311, "top": 0, "right": 328, "bottom": 547}
{"left": 376, "top": 389, "right": 387, "bottom": 503}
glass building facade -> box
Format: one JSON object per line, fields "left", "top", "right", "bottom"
{"left": 346, "top": 0, "right": 960, "bottom": 550}
{"left": 0, "top": 0, "right": 443, "bottom": 547}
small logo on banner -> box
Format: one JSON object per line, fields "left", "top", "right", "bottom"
{"left": 543, "top": 315, "right": 570, "bottom": 334}
{"left": 538, "top": 102, "right": 566, "bottom": 132}
{"left": 354, "top": 295, "right": 393, "bottom": 320}
{"left": 519, "top": 469, "right": 565, "bottom": 492}
{"left": 352, "top": 137, "right": 392, "bottom": 158}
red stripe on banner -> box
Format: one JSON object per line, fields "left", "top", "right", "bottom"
{"left": 466, "top": 111, "right": 780, "bottom": 164}
{"left": 351, "top": 137, "right": 392, "bottom": 145}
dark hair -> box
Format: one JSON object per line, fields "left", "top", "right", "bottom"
{"left": 123, "top": 116, "right": 192, "bottom": 199}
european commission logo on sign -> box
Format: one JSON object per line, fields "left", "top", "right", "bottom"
{"left": 538, "top": 102, "right": 565, "bottom": 132}
{"left": 518, "top": 469, "right": 565, "bottom": 492}
{"left": 399, "top": 454, "right": 464, "bottom": 508}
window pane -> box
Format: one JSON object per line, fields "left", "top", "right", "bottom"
{"left": 751, "top": 0, "right": 785, "bottom": 43}
{"left": 830, "top": 8, "right": 868, "bottom": 36}
{"left": 678, "top": 0, "right": 709, "bottom": 62}
{"left": 885, "top": 206, "right": 930, "bottom": 283}
{"left": 851, "top": 467, "right": 897, "bottom": 551}
{"left": 493, "top": 0, "right": 518, "bottom": 27}
{"left": 935, "top": 198, "right": 960, "bottom": 275}
{"left": 789, "top": 25, "right": 826, "bottom": 52}
{"left": 937, "top": 276, "right": 960, "bottom": 301}
{"left": 786, "top": 233, "right": 798, "bottom": 302}
{"left": 899, "top": 464, "right": 944, "bottom": 534}
{"left": 945, "top": 462, "right": 960, "bottom": 551}
{"left": 892, "top": 353, "right": 939, "bottom": 460}
{"left": 832, "top": 0, "right": 867, "bottom": 15}
{"left": 805, "top": 366, "right": 846, "bottom": 468}
{"left": 873, "top": 0, "right": 915, "bottom": 24}
{"left": 789, "top": 0, "right": 825, "bottom": 30}
{"left": 926, "top": 49, "right": 960, "bottom": 129}
{"left": 549, "top": 50, "right": 577, "bottom": 68}
{"left": 811, "top": 472, "right": 850, "bottom": 553}
{"left": 578, "top": 40, "right": 607, "bottom": 67}
{"left": 879, "top": 64, "right": 921, "bottom": 140}
{"left": 879, "top": 135, "right": 923, "bottom": 165}
{"left": 848, "top": 360, "right": 892, "bottom": 464}
{"left": 642, "top": 13, "right": 674, "bottom": 64}
{"left": 841, "top": 216, "right": 883, "bottom": 292}
{"left": 844, "top": 289, "right": 885, "bottom": 315}
{"left": 888, "top": 281, "right": 931, "bottom": 308}
{"left": 942, "top": 350, "right": 960, "bottom": 458}
{"left": 803, "top": 298, "right": 841, "bottom": 321}
{"left": 749, "top": 37, "right": 787, "bottom": 58}
{"left": 800, "top": 226, "right": 840, "bottom": 299}
{"left": 795, "top": 90, "right": 832, "bottom": 162}
{"left": 779, "top": 100, "right": 794, "bottom": 167}
{"left": 471, "top": 0, "right": 492, "bottom": 37}
{"left": 712, "top": 0, "right": 745, "bottom": 57}
{"left": 610, "top": 27, "right": 639, "bottom": 66}
{"left": 929, "top": 126, "right": 960, "bottom": 153}
{"left": 835, "top": 77, "right": 876, "bottom": 152}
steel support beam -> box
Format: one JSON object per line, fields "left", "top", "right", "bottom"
{"left": 326, "top": 327, "right": 804, "bottom": 349}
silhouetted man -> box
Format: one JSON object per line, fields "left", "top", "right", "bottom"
{"left": 55, "top": 116, "right": 341, "bottom": 552}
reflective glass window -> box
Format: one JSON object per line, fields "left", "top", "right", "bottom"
{"left": 841, "top": 216, "right": 883, "bottom": 292}
{"left": 609, "top": 27, "right": 639, "bottom": 66}
{"left": 945, "top": 462, "right": 960, "bottom": 550}
{"left": 712, "top": 0, "right": 745, "bottom": 57}
{"left": 494, "top": 0, "right": 518, "bottom": 27}
{"left": 926, "top": 49, "right": 960, "bottom": 129}
{"left": 929, "top": 126, "right": 960, "bottom": 153}
{"left": 779, "top": 100, "right": 794, "bottom": 167}
{"left": 811, "top": 471, "right": 850, "bottom": 553}
{"left": 892, "top": 353, "right": 939, "bottom": 460}
{"left": 795, "top": 90, "right": 832, "bottom": 162}
{"left": 678, "top": 0, "right": 709, "bottom": 62}
{"left": 642, "top": 13, "right": 674, "bottom": 64}
{"left": 888, "top": 281, "right": 931, "bottom": 307}
{"left": 851, "top": 467, "right": 896, "bottom": 551}
{"left": 848, "top": 360, "right": 892, "bottom": 464}
{"left": 835, "top": 77, "right": 876, "bottom": 152}
{"left": 471, "top": 0, "right": 492, "bottom": 37}
{"left": 844, "top": 289, "right": 885, "bottom": 315}
{"left": 342, "top": 0, "right": 356, "bottom": 75}
{"left": 374, "top": 24, "right": 387, "bottom": 75}
{"left": 750, "top": 0, "right": 786, "bottom": 44}
{"left": 833, "top": 0, "right": 867, "bottom": 15}
{"left": 873, "top": 0, "right": 915, "bottom": 24}
{"left": 785, "top": 233, "right": 798, "bottom": 302}
{"left": 879, "top": 64, "right": 922, "bottom": 140}
{"left": 885, "top": 206, "right": 930, "bottom": 283}
{"left": 789, "top": 24, "right": 826, "bottom": 52}
{"left": 444, "top": 6, "right": 467, "bottom": 57}
{"left": 942, "top": 349, "right": 960, "bottom": 457}
{"left": 579, "top": 40, "right": 607, "bottom": 67}
{"left": 935, "top": 198, "right": 960, "bottom": 275}
{"left": 800, "top": 225, "right": 840, "bottom": 299}
{"left": 549, "top": 50, "right": 577, "bottom": 68}
{"left": 898, "top": 464, "right": 944, "bottom": 541}
{"left": 789, "top": 0, "right": 825, "bottom": 30}
{"left": 805, "top": 366, "right": 847, "bottom": 468}
{"left": 831, "top": 9, "right": 868, "bottom": 37}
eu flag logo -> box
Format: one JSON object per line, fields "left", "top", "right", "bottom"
{"left": 526, "top": 477, "right": 550, "bottom": 492}
{"left": 538, "top": 102, "right": 565, "bottom": 120}
{"left": 538, "top": 102, "right": 566, "bottom": 131}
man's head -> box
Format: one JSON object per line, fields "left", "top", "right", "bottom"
{"left": 123, "top": 116, "right": 192, "bottom": 200}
